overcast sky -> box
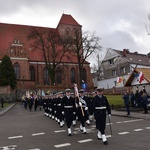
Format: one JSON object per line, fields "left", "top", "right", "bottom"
{"left": 0, "top": 0, "right": 150, "bottom": 64}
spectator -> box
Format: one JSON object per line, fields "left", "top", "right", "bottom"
{"left": 141, "top": 92, "right": 148, "bottom": 114}
{"left": 122, "top": 92, "right": 130, "bottom": 115}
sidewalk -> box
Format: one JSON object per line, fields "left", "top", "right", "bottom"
{"left": 0, "top": 103, "right": 150, "bottom": 120}
{"left": 0, "top": 103, "right": 17, "bottom": 115}
{"left": 111, "top": 108, "right": 150, "bottom": 120}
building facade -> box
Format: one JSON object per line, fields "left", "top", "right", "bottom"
{"left": 97, "top": 48, "right": 150, "bottom": 92}
{"left": 0, "top": 14, "right": 93, "bottom": 92}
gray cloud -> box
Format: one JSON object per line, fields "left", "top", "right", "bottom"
{"left": 0, "top": 0, "right": 150, "bottom": 55}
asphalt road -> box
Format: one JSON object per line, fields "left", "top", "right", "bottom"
{"left": 0, "top": 102, "right": 150, "bottom": 150}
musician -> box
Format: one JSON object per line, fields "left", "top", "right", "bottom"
{"left": 76, "top": 89, "right": 89, "bottom": 134}
{"left": 61, "top": 88, "right": 76, "bottom": 136}
{"left": 93, "top": 88, "right": 111, "bottom": 145}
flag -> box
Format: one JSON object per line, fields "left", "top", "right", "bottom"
{"left": 42, "top": 89, "right": 45, "bottom": 97}
{"left": 117, "top": 77, "right": 123, "bottom": 84}
{"left": 133, "top": 72, "right": 139, "bottom": 80}
{"left": 138, "top": 72, "right": 144, "bottom": 83}
{"left": 74, "top": 84, "right": 79, "bottom": 97}
{"left": 46, "top": 90, "right": 51, "bottom": 95}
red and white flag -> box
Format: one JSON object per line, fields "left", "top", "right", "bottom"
{"left": 138, "top": 72, "right": 144, "bottom": 83}
{"left": 74, "top": 84, "right": 79, "bottom": 97}
{"left": 117, "top": 77, "right": 123, "bottom": 84}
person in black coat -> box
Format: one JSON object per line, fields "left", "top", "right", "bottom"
{"left": 141, "top": 92, "right": 148, "bottom": 114}
{"left": 61, "top": 88, "right": 76, "bottom": 136}
{"left": 93, "top": 88, "right": 111, "bottom": 145}
{"left": 76, "top": 89, "right": 89, "bottom": 134}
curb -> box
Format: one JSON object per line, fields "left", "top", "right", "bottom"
{"left": 0, "top": 103, "right": 17, "bottom": 115}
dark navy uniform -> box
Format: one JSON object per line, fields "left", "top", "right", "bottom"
{"left": 62, "top": 89, "right": 76, "bottom": 136}
{"left": 93, "top": 88, "right": 111, "bottom": 145}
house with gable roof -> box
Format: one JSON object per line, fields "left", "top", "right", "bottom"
{"left": 97, "top": 48, "right": 150, "bottom": 93}
{"left": 0, "top": 14, "right": 93, "bottom": 92}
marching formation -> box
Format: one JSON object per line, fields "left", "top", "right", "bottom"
{"left": 22, "top": 86, "right": 111, "bottom": 145}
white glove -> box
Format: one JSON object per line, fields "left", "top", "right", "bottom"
{"left": 85, "top": 107, "right": 88, "bottom": 111}
{"left": 108, "top": 114, "right": 111, "bottom": 118}
{"left": 54, "top": 111, "right": 56, "bottom": 114}
{"left": 62, "top": 111, "right": 64, "bottom": 115}
{"left": 79, "top": 102, "right": 82, "bottom": 106}
{"left": 75, "top": 103, "right": 78, "bottom": 108}
{"left": 73, "top": 112, "right": 76, "bottom": 115}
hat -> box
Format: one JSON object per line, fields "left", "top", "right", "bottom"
{"left": 79, "top": 89, "right": 84, "bottom": 93}
{"left": 65, "top": 88, "right": 71, "bottom": 92}
{"left": 59, "top": 91, "right": 63, "bottom": 94}
{"left": 96, "top": 88, "right": 103, "bottom": 92}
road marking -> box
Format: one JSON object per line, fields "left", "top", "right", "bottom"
{"left": 116, "top": 122, "right": 122, "bottom": 124}
{"left": 0, "top": 145, "right": 17, "bottom": 150}
{"left": 106, "top": 135, "right": 112, "bottom": 138}
{"left": 78, "top": 139, "right": 93, "bottom": 143}
{"left": 32, "top": 133, "right": 45, "bottom": 136}
{"left": 54, "top": 143, "right": 71, "bottom": 148}
{"left": 106, "top": 123, "right": 113, "bottom": 125}
{"left": 8, "top": 135, "right": 23, "bottom": 139}
{"left": 118, "top": 132, "right": 129, "bottom": 135}
{"left": 134, "top": 129, "right": 143, "bottom": 132}
{"left": 123, "top": 119, "right": 143, "bottom": 123}
{"left": 29, "top": 148, "right": 40, "bottom": 150}
{"left": 54, "top": 130, "right": 66, "bottom": 133}
{"left": 145, "top": 127, "right": 150, "bottom": 129}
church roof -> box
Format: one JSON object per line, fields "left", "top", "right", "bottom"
{"left": 0, "top": 14, "right": 86, "bottom": 64}
{"left": 57, "top": 14, "right": 82, "bottom": 27}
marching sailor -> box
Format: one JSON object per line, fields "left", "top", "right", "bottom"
{"left": 93, "top": 88, "right": 111, "bottom": 145}
{"left": 62, "top": 88, "right": 76, "bottom": 136}
{"left": 76, "top": 89, "right": 89, "bottom": 134}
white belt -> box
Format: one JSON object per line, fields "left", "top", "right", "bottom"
{"left": 64, "top": 106, "right": 73, "bottom": 108}
{"left": 95, "top": 106, "right": 106, "bottom": 109}
{"left": 57, "top": 104, "right": 61, "bottom": 106}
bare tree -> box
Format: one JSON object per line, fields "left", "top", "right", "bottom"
{"left": 27, "top": 27, "right": 69, "bottom": 85}
{"left": 67, "top": 29, "right": 101, "bottom": 86}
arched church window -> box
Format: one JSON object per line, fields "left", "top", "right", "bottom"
{"left": 43, "top": 67, "right": 50, "bottom": 85}
{"left": 56, "top": 67, "right": 62, "bottom": 84}
{"left": 14, "top": 62, "right": 20, "bottom": 80}
{"left": 70, "top": 68, "right": 76, "bottom": 84}
{"left": 30, "top": 66, "right": 35, "bottom": 81}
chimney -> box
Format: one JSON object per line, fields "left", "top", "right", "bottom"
{"left": 123, "top": 49, "right": 127, "bottom": 57}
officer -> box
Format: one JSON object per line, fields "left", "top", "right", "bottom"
{"left": 76, "top": 89, "right": 89, "bottom": 134}
{"left": 62, "top": 88, "right": 76, "bottom": 136}
{"left": 93, "top": 88, "right": 111, "bottom": 145}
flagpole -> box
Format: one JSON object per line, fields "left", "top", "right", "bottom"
{"left": 74, "top": 84, "right": 84, "bottom": 116}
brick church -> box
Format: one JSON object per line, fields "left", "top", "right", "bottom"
{"left": 0, "top": 14, "right": 93, "bottom": 92}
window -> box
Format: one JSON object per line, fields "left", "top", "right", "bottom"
{"left": 82, "top": 68, "right": 87, "bottom": 83}
{"left": 56, "top": 67, "right": 62, "bottom": 84}
{"left": 14, "top": 62, "right": 20, "bottom": 80}
{"left": 43, "top": 67, "right": 50, "bottom": 85}
{"left": 109, "top": 59, "right": 114, "bottom": 65}
{"left": 70, "top": 68, "right": 76, "bottom": 84}
{"left": 65, "top": 28, "right": 70, "bottom": 36}
{"left": 30, "top": 66, "right": 35, "bottom": 81}
{"left": 120, "top": 67, "right": 126, "bottom": 74}
{"left": 112, "top": 70, "right": 116, "bottom": 76}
